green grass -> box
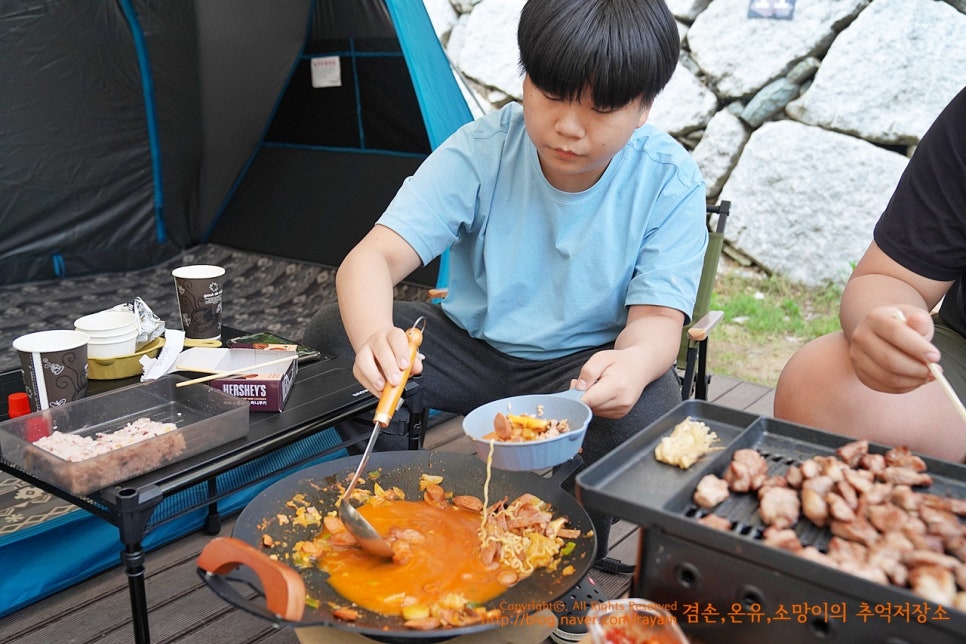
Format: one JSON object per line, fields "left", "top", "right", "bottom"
{"left": 711, "top": 273, "right": 842, "bottom": 337}
{"left": 705, "top": 268, "right": 842, "bottom": 385}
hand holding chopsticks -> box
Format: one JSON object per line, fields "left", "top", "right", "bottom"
{"left": 893, "top": 309, "right": 966, "bottom": 424}
{"left": 175, "top": 354, "right": 296, "bottom": 388}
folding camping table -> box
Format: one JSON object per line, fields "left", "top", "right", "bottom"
{"left": 0, "top": 332, "right": 428, "bottom": 644}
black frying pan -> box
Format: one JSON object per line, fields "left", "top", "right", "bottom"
{"left": 198, "top": 450, "right": 597, "bottom": 643}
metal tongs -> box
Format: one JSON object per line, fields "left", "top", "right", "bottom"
{"left": 338, "top": 317, "right": 426, "bottom": 558}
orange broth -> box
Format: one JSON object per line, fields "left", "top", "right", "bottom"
{"left": 317, "top": 500, "right": 508, "bottom": 616}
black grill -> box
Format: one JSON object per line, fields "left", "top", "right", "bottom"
{"left": 577, "top": 400, "right": 966, "bottom": 644}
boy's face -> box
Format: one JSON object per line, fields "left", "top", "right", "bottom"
{"left": 521, "top": 75, "right": 650, "bottom": 193}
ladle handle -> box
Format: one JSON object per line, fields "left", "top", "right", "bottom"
{"left": 372, "top": 318, "right": 425, "bottom": 427}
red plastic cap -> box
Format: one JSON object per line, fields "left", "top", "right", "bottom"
{"left": 7, "top": 392, "right": 31, "bottom": 418}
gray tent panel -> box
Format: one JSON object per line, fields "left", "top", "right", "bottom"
{"left": 0, "top": 0, "right": 199, "bottom": 284}
{"left": 0, "top": 0, "right": 471, "bottom": 288}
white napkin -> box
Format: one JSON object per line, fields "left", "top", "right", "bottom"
{"left": 140, "top": 329, "right": 186, "bottom": 381}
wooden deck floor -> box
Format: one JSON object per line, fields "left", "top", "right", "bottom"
{"left": 0, "top": 376, "right": 773, "bottom": 644}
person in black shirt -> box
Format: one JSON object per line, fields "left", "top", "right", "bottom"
{"left": 775, "top": 86, "right": 966, "bottom": 462}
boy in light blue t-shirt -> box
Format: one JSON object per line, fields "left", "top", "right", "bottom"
{"left": 304, "top": 1, "right": 707, "bottom": 635}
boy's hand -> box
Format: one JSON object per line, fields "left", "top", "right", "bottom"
{"left": 352, "top": 325, "right": 424, "bottom": 396}
{"left": 571, "top": 348, "right": 651, "bottom": 418}
{"left": 848, "top": 306, "right": 937, "bottom": 394}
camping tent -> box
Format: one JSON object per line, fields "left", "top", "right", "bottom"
{"left": 0, "top": 0, "right": 473, "bottom": 287}
{"left": 0, "top": 0, "right": 474, "bottom": 618}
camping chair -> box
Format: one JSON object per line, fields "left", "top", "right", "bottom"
{"left": 427, "top": 201, "right": 732, "bottom": 401}
{"left": 678, "top": 200, "right": 730, "bottom": 400}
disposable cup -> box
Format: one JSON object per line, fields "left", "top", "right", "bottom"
{"left": 87, "top": 329, "right": 139, "bottom": 359}
{"left": 172, "top": 265, "right": 225, "bottom": 340}
{"left": 74, "top": 310, "right": 138, "bottom": 337}
{"left": 13, "top": 330, "right": 89, "bottom": 411}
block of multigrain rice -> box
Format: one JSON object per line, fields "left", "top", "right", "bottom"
{"left": 0, "top": 375, "right": 249, "bottom": 495}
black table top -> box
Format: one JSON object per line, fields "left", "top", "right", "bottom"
{"left": 0, "top": 328, "right": 378, "bottom": 514}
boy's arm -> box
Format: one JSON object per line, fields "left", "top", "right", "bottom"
{"left": 574, "top": 305, "right": 685, "bottom": 419}
{"left": 336, "top": 224, "right": 424, "bottom": 393}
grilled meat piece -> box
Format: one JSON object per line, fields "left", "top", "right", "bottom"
{"left": 758, "top": 485, "right": 800, "bottom": 529}
{"left": 693, "top": 474, "right": 730, "bottom": 509}
{"left": 697, "top": 513, "right": 733, "bottom": 531}
{"left": 724, "top": 448, "right": 769, "bottom": 493}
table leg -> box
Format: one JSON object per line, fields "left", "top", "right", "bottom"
{"left": 121, "top": 542, "right": 152, "bottom": 644}
{"left": 112, "top": 485, "right": 164, "bottom": 644}
{"left": 206, "top": 477, "right": 222, "bottom": 534}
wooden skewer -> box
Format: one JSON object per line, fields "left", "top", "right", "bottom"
{"left": 926, "top": 362, "right": 966, "bottom": 425}
{"left": 175, "top": 355, "right": 296, "bottom": 388}
{"left": 893, "top": 309, "right": 966, "bottom": 424}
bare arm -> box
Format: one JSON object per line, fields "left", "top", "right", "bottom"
{"left": 574, "top": 304, "right": 685, "bottom": 418}
{"left": 840, "top": 241, "right": 953, "bottom": 393}
{"left": 336, "top": 224, "right": 424, "bottom": 393}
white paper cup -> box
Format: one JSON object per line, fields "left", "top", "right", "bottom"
{"left": 172, "top": 265, "right": 225, "bottom": 339}
{"left": 13, "top": 330, "right": 90, "bottom": 411}
{"left": 86, "top": 328, "right": 139, "bottom": 359}
{"left": 74, "top": 310, "right": 138, "bottom": 337}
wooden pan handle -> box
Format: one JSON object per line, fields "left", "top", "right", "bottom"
{"left": 197, "top": 536, "right": 306, "bottom": 622}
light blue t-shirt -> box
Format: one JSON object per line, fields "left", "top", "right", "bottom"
{"left": 378, "top": 102, "right": 708, "bottom": 360}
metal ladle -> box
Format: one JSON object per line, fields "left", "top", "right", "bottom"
{"left": 338, "top": 317, "right": 426, "bottom": 558}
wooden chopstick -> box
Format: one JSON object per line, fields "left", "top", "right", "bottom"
{"left": 893, "top": 309, "right": 966, "bottom": 424}
{"left": 175, "top": 355, "right": 296, "bottom": 388}
{"left": 926, "top": 362, "right": 966, "bottom": 424}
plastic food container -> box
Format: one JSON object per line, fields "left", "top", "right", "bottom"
{"left": 461, "top": 389, "right": 592, "bottom": 471}
{"left": 0, "top": 374, "right": 250, "bottom": 495}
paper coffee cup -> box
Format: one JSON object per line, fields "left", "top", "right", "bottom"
{"left": 13, "top": 330, "right": 90, "bottom": 411}
{"left": 172, "top": 265, "right": 225, "bottom": 340}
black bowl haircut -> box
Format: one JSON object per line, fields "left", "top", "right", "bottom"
{"left": 517, "top": 0, "right": 680, "bottom": 110}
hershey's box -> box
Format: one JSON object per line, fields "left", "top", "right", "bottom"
{"left": 176, "top": 348, "right": 298, "bottom": 411}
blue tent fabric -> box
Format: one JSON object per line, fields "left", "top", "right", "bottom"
{"left": 1, "top": 0, "right": 472, "bottom": 288}
{"left": 384, "top": 0, "right": 473, "bottom": 150}
{"left": 207, "top": 0, "right": 473, "bottom": 289}
{"left": 384, "top": 0, "right": 473, "bottom": 291}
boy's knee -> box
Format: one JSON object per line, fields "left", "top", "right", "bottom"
{"left": 301, "top": 303, "right": 347, "bottom": 353}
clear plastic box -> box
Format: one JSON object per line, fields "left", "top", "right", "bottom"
{"left": 0, "top": 374, "right": 250, "bottom": 495}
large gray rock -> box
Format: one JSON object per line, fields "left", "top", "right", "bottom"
{"left": 648, "top": 64, "right": 719, "bottom": 137}
{"left": 691, "top": 108, "right": 750, "bottom": 202}
{"left": 719, "top": 121, "right": 908, "bottom": 286}
{"left": 687, "top": 0, "right": 869, "bottom": 99}
{"left": 787, "top": 0, "right": 966, "bottom": 145}
{"left": 458, "top": 0, "right": 525, "bottom": 99}
{"left": 666, "top": 0, "right": 713, "bottom": 22}
{"left": 423, "top": 0, "right": 458, "bottom": 43}
{"left": 429, "top": 0, "right": 966, "bottom": 286}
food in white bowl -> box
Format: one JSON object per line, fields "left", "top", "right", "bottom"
{"left": 462, "top": 390, "right": 592, "bottom": 471}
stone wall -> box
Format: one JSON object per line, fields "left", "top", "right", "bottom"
{"left": 422, "top": 0, "right": 966, "bottom": 286}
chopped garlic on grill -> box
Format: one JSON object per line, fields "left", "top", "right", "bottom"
{"left": 654, "top": 417, "right": 718, "bottom": 469}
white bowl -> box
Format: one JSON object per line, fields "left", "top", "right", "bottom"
{"left": 86, "top": 329, "right": 138, "bottom": 359}
{"left": 74, "top": 310, "right": 138, "bottom": 337}
{"left": 462, "top": 389, "right": 592, "bottom": 471}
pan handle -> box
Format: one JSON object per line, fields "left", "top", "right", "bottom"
{"left": 548, "top": 453, "right": 583, "bottom": 486}
{"left": 197, "top": 536, "right": 306, "bottom": 622}
{"left": 550, "top": 388, "right": 586, "bottom": 401}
